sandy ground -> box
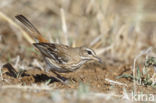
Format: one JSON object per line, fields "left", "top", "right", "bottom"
{"left": 0, "top": 0, "right": 156, "bottom": 103}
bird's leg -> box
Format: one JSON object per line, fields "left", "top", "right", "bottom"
{"left": 51, "top": 70, "right": 76, "bottom": 87}
{"left": 52, "top": 71, "right": 75, "bottom": 88}
{"left": 51, "top": 71, "right": 75, "bottom": 88}
{"left": 51, "top": 71, "right": 67, "bottom": 81}
{"left": 45, "top": 65, "right": 69, "bottom": 85}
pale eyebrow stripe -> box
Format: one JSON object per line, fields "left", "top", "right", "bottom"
{"left": 85, "top": 48, "right": 96, "bottom": 55}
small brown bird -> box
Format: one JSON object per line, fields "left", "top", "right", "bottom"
{"left": 15, "top": 15, "right": 101, "bottom": 81}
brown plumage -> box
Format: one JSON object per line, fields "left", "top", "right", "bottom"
{"left": 15, "top": 15, "right": 101, "bottom": 73}
{"left": 15, "top": 15, "right": 48, "bottom": 43}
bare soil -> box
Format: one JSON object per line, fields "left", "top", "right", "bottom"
{"left": 0, "top": 0, "right": 156, "bottom": 102}
{"left": 1, "top": 62, "right": 156, "bottom": 93}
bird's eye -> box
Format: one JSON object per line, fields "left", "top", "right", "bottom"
{"left": 87, "top": 50, "right": 92, "bottom": 55}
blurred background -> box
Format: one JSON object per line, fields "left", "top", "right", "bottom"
{"left": 0, "top": 0, "right": 156, "bottom": 63}
{"left": 0, "top": 0, "right": 156, "bottom": 103}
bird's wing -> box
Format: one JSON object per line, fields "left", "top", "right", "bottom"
{"left": 33, "top": 43, "right": 70, "bottom": 64}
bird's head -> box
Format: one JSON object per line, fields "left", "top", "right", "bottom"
{"left": 80, "top": 47, "right": 102, "bottom": 63}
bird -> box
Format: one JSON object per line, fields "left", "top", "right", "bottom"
{"left": 15, "top": 15, "right": 101, "bottom": 83}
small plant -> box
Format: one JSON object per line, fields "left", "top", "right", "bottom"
{"left": 117, "top": 66, "right": 153, "bottom": 86}
{"left": 144, "top": 57, "right": 156, "bottom": 86}
{"left": 144, "top": 57, "right": 156, "bottom": 72}
{"left": 117, "top": 57, "right": 156, "bottom": 87}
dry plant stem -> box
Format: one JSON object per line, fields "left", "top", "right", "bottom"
{"left": 105, "top": 78, "right": 128, "bottom": 87}
{"left": 86, "top": 0, "right": 94, "bottom": 14}
{"left": 0, "top": 12, "right": 35, "bottom": 44}
{"left": 1, "top": 84, "right": 53, "bottom": 90}
{"left": 133, "top": 47, "right": 152, "bottom": 93}
{"left": 72, "top": 40, "right": 76, "bottom": 48}
{"left": 14, "top": 56, "right": 20, "bottom": 69}
{"left": 92, "top": 40, "right": 102, "bottom": 49}
{"left": 0, "top": 66, "right": 3, "bottom": 80}
{"left": 96, "top": 44, "right": 114, "bottom": 55}
{"left": 135, "top": 0, "right": 144, "bottom": 33}
{"left": 89, "top": 34, "right": 103, "bottom": 47}
{"left": 60, "top": 8, "right": 69, "bottom": 46}
{"left": 122, "top": 88, "right": 130, "bottom": 100}
{"left": 151, "top": 73, "right": 156, "bottom": 85}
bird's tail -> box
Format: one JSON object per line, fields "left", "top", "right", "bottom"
{"left": 15, "top": 15, "right": 48, "bottom": 43}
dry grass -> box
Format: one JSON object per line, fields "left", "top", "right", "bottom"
{"left": 0, "top": 12, "right": 35, "bottom": 44}
{"left": 0, "top": 0, "right": 155, "bottom": 103}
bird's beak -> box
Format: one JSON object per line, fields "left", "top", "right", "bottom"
{"left": 93, "top": 56, "right": 102, "bottom": 63}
